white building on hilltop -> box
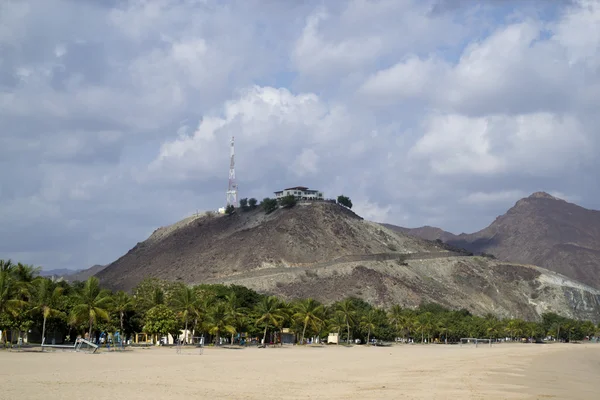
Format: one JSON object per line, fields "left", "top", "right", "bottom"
{"left": 274, "top": 186, "right": 323, "bottom": 200}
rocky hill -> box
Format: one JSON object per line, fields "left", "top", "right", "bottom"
{"left": 392, "top": 192, "right": 600, "bottom": 290}
{"left": 96, "top": 201, "right": 600, "bottom": 322}
{"left": 97, "top": 203, "right": 445, "bottom": 290}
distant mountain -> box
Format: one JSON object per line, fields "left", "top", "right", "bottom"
{"left": 39, "top": 268, "right": 78, "bottom": 277}
{"left": 390, "top": 192, "right": 600, "bottom": 289}
{"left": 380, "top": 225, "right": 456, "bottom": 242}
{"left": 96, "top": 202, "right": 600, "bottom": 322}
{"left": 68, "top": 264, "right": 107, "bottom": 282}
{"left": 40, "top": 264, "right": 107, "bottom": 282}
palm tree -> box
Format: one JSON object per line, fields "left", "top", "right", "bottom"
{"left": 225, "top": 293, "right": 247, "bottom": 345}
{"left": 70, "top": 277, "right": 112, "bottom": 342}
{"left": 255, "top": 296, "right": 286, "bottom": 346}
{"left": 30, "top": 278, "right": 64, "bottom": 346}
{"left": 327, "top": 312, "right": 346, "bottom": 345}
{"left": 0, "top": 260, "right": 18, "bottom": 347}
{"left": 205, "top": 302, "right": 235, "bottom": 345}
{"left": 526, "top": 321, "right": 541, "bottom": 342}
{"left": 336, "top": 299, "right": 356, "bottom": 345}
{"left": 191, "top": 295, "right": 211, "bottom": 340}
{"left": 293, "top": 298, "right": 324, "bottom": 344}
{"left": 0, "top": 260, "right": 17, "bottom": 314}
{"left": 486, "top": 319, "right": 503, "bottom": 341}
{"left": 437, "top": 317, "right": 450, "bottom": 344}
{"left": 12, "top": 262, "right": 40, "bottom": 285}
{"left": 112, "top": 291, "right": 133, "bottom": 337}
{"left": 171, "top": 286, "right": 198, "bottom": 344}
{"left": 399, "top": 311, "right": 415, "bottom": 342}
{"left": 418, "top": 312, "right": 434, "bottom": 344}
{"left": 360, "top": 309, "right": 379, "bottom": 345}
{"left": 506, "top": 319, "right": 522, "bottom": 341}
{"left": 387, "top": 305, "right": 403, "bottom": 339}
{"left": 2, "top": 261, "right": 36, "bottom": 346}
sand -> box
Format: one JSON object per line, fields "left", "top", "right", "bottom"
{"left": 1, "top": 343, "right": 599, "bottom": 399}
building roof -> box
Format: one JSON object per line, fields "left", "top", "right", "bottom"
{"left": 284, "top": 186, "right": 309, "bottom": 191}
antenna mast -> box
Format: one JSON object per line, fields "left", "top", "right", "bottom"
{"left": 226, "top": 136, "right": 238, "bottom": 207}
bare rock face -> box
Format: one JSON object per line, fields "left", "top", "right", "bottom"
{"left": 392, "top": 192, "right": 600, "bottom": 290}
{"left": 96, "top": 201, "right": 600, "bottom": 322}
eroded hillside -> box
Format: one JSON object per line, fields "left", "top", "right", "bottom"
{"left": 96, "top": 201, "right": 600, "bottom": 322}
{"left": 206, "top": 256, "right": 600, "bottom": 322}
{"left": 97, "top": 202, "right": 447, "bottom": 291}
{"left": 393, "top": 192, "right": 600, "bottom": 289}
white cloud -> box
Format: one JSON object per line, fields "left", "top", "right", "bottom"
{"left": 148, "top": 85, "right": 369, "bottom": 184}
{"left": 409, "top": 114, "right": 506, "bottom": 175}
{"left": 461, "top": 190, "right": 527, "bottom": 205}
{"left": 359, "top": 56, "right": 448, "bottom": 103}
{"left": 54, "top": 44, "right": 67, "bottom": 58}
{"left": 292, "top": 9, "right": 383, "bottom": 78}
{"left": 292, "top": 149, "right": 320, "bottom": 177}
{"left": 291, "top": 0, "right": 466, "bottom": 91}
{"left": 2, "top": 0, "right": 600, "bottom": 271}
{"left": 353, "top": 199, "right": 392, "bottom": 223}
{"left": 410, "top": 112, "right": 591, "bottom": 176}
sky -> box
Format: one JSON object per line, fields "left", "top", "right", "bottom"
{"left": 1, "top": 0, "right": 599, "bottom": 271}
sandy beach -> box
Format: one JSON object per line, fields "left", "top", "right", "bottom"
{"left": 1, "top": 343, "right": 598, "bottom": 399}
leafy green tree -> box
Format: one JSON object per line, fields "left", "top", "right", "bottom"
{"left": 337, "top": 195, "right": 352, "bottom": 209}
{"left": 225, "top": 204, "right": 235, "bottom": 215}
{"left": 31, "top": 278, "right": 64, "bottom": 346}
{"left": 248, "top": 198, "right": 258, "bottom": 209}
{"left": 144, "top": 304, "right": 178, "bottom": 343}
{"left": 228, "top": 285, "right": 264, "bottom": 309}
{"left": 580, "top": 320, "right": 596, "bottom": 339}
{"left": 280, "top": 194, "right": 297, "bottom": 208}
{"left": 70, "top": 277, "right": 113, "bottom": 342}
{"left": 239, "top": 198, "right": 249, "bottom": 210}
{"left": 133, "top": 278, "right": 167, "bottom": 316}
{"left": 293, "top": 298, "right": 324, "bottom": 344}
{"left": 255, "top": 296, "right": 287, "bottom": 345}
{"left": 260, "top": 197, "right": 278, "bottom": 214}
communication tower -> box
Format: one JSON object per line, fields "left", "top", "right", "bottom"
{"left": 226, "top": 136, "right": 238, "bottom": 207}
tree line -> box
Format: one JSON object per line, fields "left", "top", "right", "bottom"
{"left": 1, "top": 259, "right": 599, "bottom": 348}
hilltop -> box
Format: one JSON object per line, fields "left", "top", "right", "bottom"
{"left": 96, "top": 201, "right": 600, "bottom": 322}
{"left": 392, "top": 192, "right": 600, "bottom": 289}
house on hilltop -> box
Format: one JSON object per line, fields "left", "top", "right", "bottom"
{"left": 274, "top": 186, "right": 324, "bottom": 201}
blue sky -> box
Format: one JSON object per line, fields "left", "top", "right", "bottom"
{"left": 1, "top": 0, "right": 599, "bottom": 270}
